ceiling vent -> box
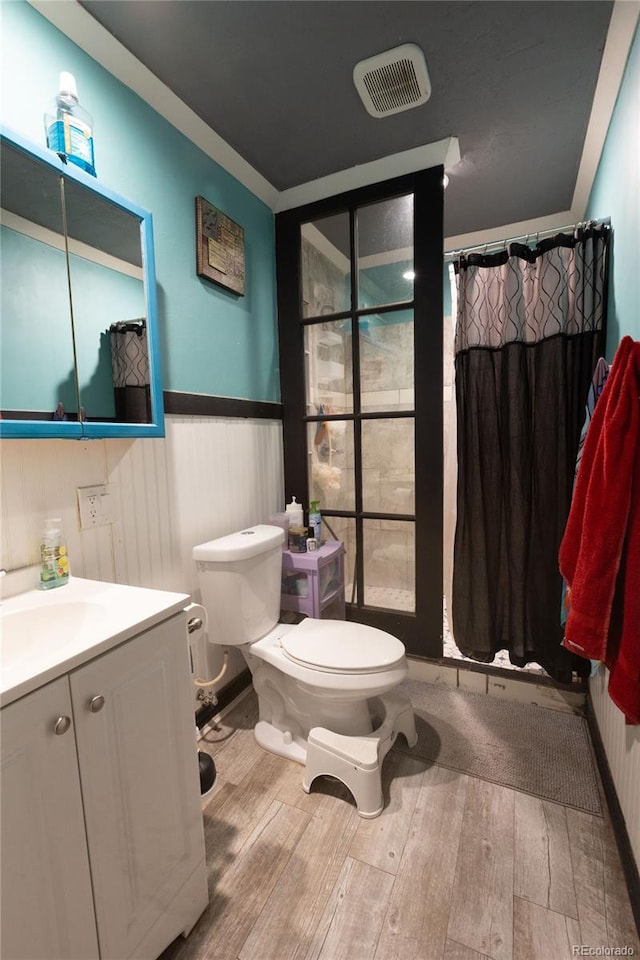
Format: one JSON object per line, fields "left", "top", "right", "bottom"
{"left": 353, "top": 43, "right": 431, "bottom": 118}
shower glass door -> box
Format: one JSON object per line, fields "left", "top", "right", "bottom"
{"left": 277, "top": 169, "right": 443, "bottom": 657}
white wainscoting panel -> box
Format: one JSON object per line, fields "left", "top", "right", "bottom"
{"left": 162, "top": 415, "right": 285, "bottom": 598}
{"left": 106, "top": 435, "right": 181, "bottom": 594}
{"left": 1, "top": 415, "right": 285, "bottom": 699}
{"left": 161, "top": 415, "right": 285, "bottom": 694}
{"left": 590, "top": 667, "right": 640, "bottom": 867}
{"left": 0, "top": 437, "right": 114, "bottom": 582}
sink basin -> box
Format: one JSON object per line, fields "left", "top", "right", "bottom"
{"left": 1, "top": 602, "right": 105, "bottom": 663}
{"left": 0, "top": 576, "right": 189, "bottom": 707}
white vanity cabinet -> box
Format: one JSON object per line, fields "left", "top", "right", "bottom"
{"left": 0, "top": 676, "right": 100, "bottom": 959}
{"left": 1, "top": 610, "right": 208, "bottom": 960}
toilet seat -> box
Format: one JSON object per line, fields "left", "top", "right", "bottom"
{"left": 281, "top": 618, "right": 405, "bottom": 674}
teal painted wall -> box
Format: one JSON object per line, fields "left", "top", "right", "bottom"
{"left": 586, "top": 23, "right": 639, "bottom": 354}
{"left": 1, "top": 225, "right": 143, "bottom": 415}
{"left": 70, "top": 255, "right": 145, "bottom": 419}
{"left": 443, "top": 262, "right": 453, "bottom": 318}
{"left": 1, "top": 0, "right": 279, "bottom": 402}
{"left": 1, "top": 226, "right": 76, "bottom": 411}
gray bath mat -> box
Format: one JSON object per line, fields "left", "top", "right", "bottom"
{"left": 395, "top": 680, "right": 602, "bottom": 816}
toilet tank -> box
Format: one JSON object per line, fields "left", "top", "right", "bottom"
{"left": 193, "top": 524, "right": 285, "bottom": 646}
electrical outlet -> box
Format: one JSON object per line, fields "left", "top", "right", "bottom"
{"left": 77, "top": 484, "right": 113, "bottom": 530}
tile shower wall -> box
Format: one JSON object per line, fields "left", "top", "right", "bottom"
{"left": 301, "top": 235, "right": 347, "bottom": 318}
{"left": 361, "top": 316, "right": 415, "bottom": 603}
{"left": 0, "top": 415, "right": 284, "bottom": 696}
{"left": 303, "top": 240, "right": 417, "bottom": 605}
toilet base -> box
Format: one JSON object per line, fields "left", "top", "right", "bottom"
{"left": 302, "top": 689, "right": 417, "bottom": 818}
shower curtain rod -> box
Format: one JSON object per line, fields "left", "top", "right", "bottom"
{"left": 444, "top": 217, "right": 610, "bottom": 261}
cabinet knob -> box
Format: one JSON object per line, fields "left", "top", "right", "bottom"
{"left": 89, "top": 695, "right": 105, "bottom": 713}
{"left": 54, "top": 716, "right": 71, "bottom": 736}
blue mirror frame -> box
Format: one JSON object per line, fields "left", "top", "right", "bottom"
{"left": 0, "top": 126, "right": 165, "bottom": 439}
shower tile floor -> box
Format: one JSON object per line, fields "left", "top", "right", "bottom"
{"left": 353, "top": 585, "right": 548, "bottom": 678}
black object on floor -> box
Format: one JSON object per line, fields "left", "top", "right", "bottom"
{"left": 198, "top": 751, "right": 216, "bottom": 796}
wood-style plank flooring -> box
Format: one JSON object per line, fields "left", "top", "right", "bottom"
{"left": 161, "top": 689, "right": 639, "bottom": 960}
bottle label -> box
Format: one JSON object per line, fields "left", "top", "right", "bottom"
{"left": 40, "top": 542, "right": 69, "bottom": 586}
{"left": 47, "top": 114, "right": 95, "bottom": 175}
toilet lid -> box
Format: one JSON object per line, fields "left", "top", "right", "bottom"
{"left": 281, "top": 618, "right": 405, "bottom": 673}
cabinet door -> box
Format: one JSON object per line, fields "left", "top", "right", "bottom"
{"left": 70, "top": 614, "right": 205, "bottom": 960}
{"left": 0, "top": 677, "right": 99, "bottom": 960}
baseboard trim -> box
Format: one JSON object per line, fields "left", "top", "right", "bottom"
{"left": 586, "top": 696, "right": 640, "bottom": 935}
{"left": 164, "top": 391, "right": 282, "bottom": 420}
{"left": 195, "top": 668, "right": 252, "bottom": 729}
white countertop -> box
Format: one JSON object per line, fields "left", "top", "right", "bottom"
{"left": 1, "top": 576, "right": 190, "bottom": 707}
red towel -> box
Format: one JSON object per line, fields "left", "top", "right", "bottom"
{"left": 607, "top": 440, "right": 640, "bottom": 724}
{"left": 559, "top": 336, "right": 640, "bottom": 723}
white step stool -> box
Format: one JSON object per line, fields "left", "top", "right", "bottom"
{"left": 302, "top": 690, "right": 418, "bottom": 818}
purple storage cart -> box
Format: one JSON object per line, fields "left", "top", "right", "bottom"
{"left": 280, "top": 540, "right": 345, "bottom": 620}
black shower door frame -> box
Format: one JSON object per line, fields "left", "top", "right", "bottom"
{"left": 275, "top": 168, "right": 443, "bottom": 658}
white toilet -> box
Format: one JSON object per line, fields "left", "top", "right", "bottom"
{"left": 193, "top": 524, "right": 417, "bottom": 818}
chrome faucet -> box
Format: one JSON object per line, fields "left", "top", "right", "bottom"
{"left": 0, "top": 563, "right": 35, "bottom": 576}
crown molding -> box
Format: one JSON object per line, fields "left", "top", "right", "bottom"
{"left": 27, "top": 0, "right": 279, "bottom": 208}
{"left": 26, "top": 1, "right": 459, "bottom": 213}
{"left": 275, "top": 138, "right": 459, "bottom": 213}
{"left": 1, "top": 207, "right": 143, "bottom": 278}
{"left": 27, "top": 0, "right": 635, "bottom": 225}
{"left": 444, "top": 210, "right": 576, "bottom": 256}
{"left": 571, "top": 0, "right": 640, "bottom": 219}
{"left": 444, "top": 0, "right": 639, "bottom": 254}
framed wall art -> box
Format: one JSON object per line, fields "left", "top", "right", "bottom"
{"left": 195, "top": 195, "right": 245, "bottom": 295}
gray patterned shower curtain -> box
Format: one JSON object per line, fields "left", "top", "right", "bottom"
{"left": 452, "top": 224, "right": 610, "bottom": 682}
{"left": 109, "top": 319, "right": 150, "bottom": 423}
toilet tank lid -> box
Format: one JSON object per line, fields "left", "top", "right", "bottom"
{"left": 193, "top": 524, "right": 284, "bottom": 562}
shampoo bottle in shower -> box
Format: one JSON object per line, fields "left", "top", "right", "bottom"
{"left": 44, "top": 72, "right": 96, "bottom": 177}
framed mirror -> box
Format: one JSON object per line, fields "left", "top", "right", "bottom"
{"left": 0, "top": 127, "right": 165, "bottom": 439}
